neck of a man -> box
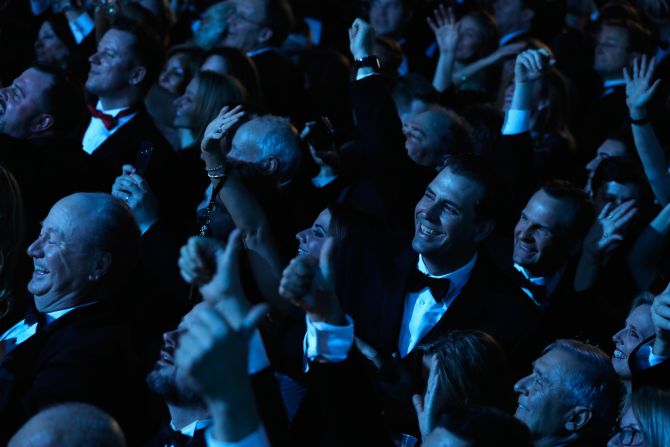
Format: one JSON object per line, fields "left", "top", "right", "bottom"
{"left": 422, "top": 251, "right": 475, "bottom": 276}
{"left": 168, "top": 403, "right": 209, "bottom": 431}
{"left": 34, "top": 291, "right": 92, "bottom": 314}
{"left": 99, "top": 90, "right": 142, "bottom": 111}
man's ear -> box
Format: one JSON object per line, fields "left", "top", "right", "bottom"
{"left": 261, "top": 157, "right": 279, "bottom": 175}
{"left": 473, "top": 219, "right": 495, "bottom": 244}
{"left": 258, "top": 27, "right": 273, "bottom": 46}
{"left": 29, "top": 113, "right": 55, "bottom": 134}
{"left": 129, "top": 66, "right": 147, "bottom": 86}
{"left": 564, "top": 406, "right": 592, "bottom": 433}
{"left": 89, "top": 252, "right": 112, "bottom": 282}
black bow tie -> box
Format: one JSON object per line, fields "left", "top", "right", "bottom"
{"left": 512, "top": 269, "right": 546, "bottom": 303}
{"left": 24, "top": 307, "right": 46, "bottom": 332}
{"left": 408, "top": 270, "right": 451, "bottom": 302}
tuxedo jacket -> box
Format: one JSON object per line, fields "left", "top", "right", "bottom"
{"left": 336, "top": 235, "right": 539, "bottom": 358}
{"left": 85, "top": 104, "right": 180, "bottom": 220}
{"left": 0, "top": 301, "right": 158, "bottom": 445}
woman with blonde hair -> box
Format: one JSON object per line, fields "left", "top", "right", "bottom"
{"left": 608, "top": 386, "right": 670, "bottom": 447}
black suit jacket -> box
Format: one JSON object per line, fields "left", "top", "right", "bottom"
{"left": 0, "top": 301, "right": 158, "bottom": 445}
{"left": 252, "top": 49, "right": 304, "bottom": 120}
{"left": 337, "top": 236, "right": 538, "bottom": 358}
{"left": 85, "top": 104, "right": 182, "bottom": 224}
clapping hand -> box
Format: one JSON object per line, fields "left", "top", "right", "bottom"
{"left": 413, "top": 354, "right": 446, "bottom": 438}
{"left": 624, "top": 55, "right": 661, "bottom": 120}
{"left": 652, "top": 282, "right": 670, "bottom": 357}
{"left": 582, "top": 200, "right": 637, "bottom": 260}
{"left": 514, "top": 48, "right": 553, "bottom": 84}
{"left": 349, "top": 18, "right": 375, "bottom": 61}
{"left": 427, "top": 5, "right": 459, "bottom": 54}
{"left": 111, "top": 164, "right": 159, "bottom": 233}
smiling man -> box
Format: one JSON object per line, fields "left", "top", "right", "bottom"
{"left": 0, "top": 192, "right": 155, "bottom": 445}
{"left": 514, "top": 339, "right": 620, "bottom": 447}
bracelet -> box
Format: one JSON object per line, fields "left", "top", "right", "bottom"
{"left": 205, "top": 163, "right": 225, "bottom": 172}
{"left": 207, "top": 171, "right": 227, "bottom": 179}
{"left": 630, "top": 115, "right": 650, "bottom": 126}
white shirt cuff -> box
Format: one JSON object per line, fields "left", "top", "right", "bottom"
{"left": 311, "top": 174, "right": 338, "bottom": 188}
{"left": 205, "top": 425, "right": 269, "bottom": 447}
{"left": 502, "top": 109, "right": 532, "bottom": 135}
{"left": 303, "top": 314, "right": 354, "bottom": 369}
{"left": 355, "top": 71, "right": 378, "bottom": 81}
{"left": 68, "top": 12, "right": 95, "bottom": 44}
{"left": 247, "top": 329, "right": 270, "bottom": 375}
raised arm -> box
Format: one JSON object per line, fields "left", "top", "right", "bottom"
{"left": 628, "top": 202, "right": 670, "bottom": 291}
{"left": 624, "top": 55, "right": 670, "bottom": 205}
{"left": 428, "top": 5, "right": 459, "bottom": 93}
{"left": 451, "top": 42, "right": 526, "bottom": 89}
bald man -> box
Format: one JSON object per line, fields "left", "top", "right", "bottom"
{"left": 9, "top": 403, "right": 126, "bottom": 447}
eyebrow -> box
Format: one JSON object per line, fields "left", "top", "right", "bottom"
{"left": 14, "top": 82, "right": 24, "bottom": 98}
{"left": 314, "top": 224, "right": 326, "bottom": 233}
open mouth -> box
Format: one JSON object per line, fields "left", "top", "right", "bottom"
{"left": 297, "top": 248, "right": 308, "bottom": 256}
{"left": 613, "top": 349, "right": 626, "bottom": 360}
{"left": 417, "top": 223, "right": 443, "bottom": 238}
{"left": 158, "top": 349, "right": 174, "bottom": 365}
{"left": 33, "top": 264, "right": 49, "bottom": 276}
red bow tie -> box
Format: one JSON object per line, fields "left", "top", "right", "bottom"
{"left": 87, "top": 104, "right": 136, "bottom": 131}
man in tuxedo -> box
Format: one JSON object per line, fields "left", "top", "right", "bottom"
{"left": 221, "top": 0, "right": 302, "bottom": 118}
{"left": 83, "top": 20, "right": 176, "bottom": 203}
{"left": 513, "top": 339, "right": 620, "bottom": 447}
{"left": 0, "top": 64, "right": 97, "bottom": 235}
{"left": 0, "top": 193, "right": 156, "bottom": 445}
{"left": 314, "top": 154, "right": 537, "bottom": 364}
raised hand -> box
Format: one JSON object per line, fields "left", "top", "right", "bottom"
{"left": 413, "top": 354, "right": 446, "bottom": 438}
{"left": 652, "top": 281, "right": 670, "bottom": 357}
{"left": 582, "top": 200, "right": 638, "bottom": 259}
{"left": 349, "top": 18, "right": 375, "bottom": 61}
{"left": 111, "top": 164, "right": 159, "bottom": 233}
{"left": 624, "top": 55, "right": 661, "bottom": 119}
{"left": 180, "top": 230, "right": 253, "bottom": 329}
{"left": 201, "top": 105, "right": 246, "bottom": 154}
{"left": 514, "top": 48, "right": 553, "bottom": 84}
{"left": 427, "top": 5, "right": 459, "bottom": 53}
{"left": 278, "top": 237, "right": 345, "bottom": 325}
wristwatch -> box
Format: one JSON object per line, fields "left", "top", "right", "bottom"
{"left": 353, "top": 55, "right": 381, "bottom": 73}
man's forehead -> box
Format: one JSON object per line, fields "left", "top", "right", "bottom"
{"left": 101, "top": 28, "right": 135, "bottom": 50}
{"left": 17, "top": 68, "right": 52, "bottom": 91}
{"left": 600, "top": 25, "right": 629, "bottom": 41}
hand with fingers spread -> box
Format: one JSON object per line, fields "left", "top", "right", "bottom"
{"left": 427, "top": 5, "right": 459, "bottom": 54}
{"left": 111, "top": 164, "right": 159, "bottom": 233}
{"left": 582, "top": 200, "right": 638, "bottom": 260}
{"left": 349, "top": 18, "right": 375, "bottom": 61}
{"left": 175, "top": 301, "right": 268, "bottom": 442}
{"left": 624, "top": 55, "right": 662, "bottom": 120}
{"left": 514, "top": 48, "right": 553, "bottom": 84}
{"left": 279, "top": 238, "right": 345, "bottom": 325}
{"left": 201, "top": 105, "right": 246, "bottom": 154}
{"left": 652, "top": 282, "right": 670, "bottom": 357}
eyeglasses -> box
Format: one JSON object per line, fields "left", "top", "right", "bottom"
{"left": 613, "top": 426, "right": 645, "bottom": 446}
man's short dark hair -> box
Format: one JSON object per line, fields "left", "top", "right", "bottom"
{"left": 442, "top": 153, "right": 503, "bottom": 222}
{"left": 265, "top": 0, "right": 294, "bottom": 46}
{"left": 540, "top": 180, "right": 594, "bottom": 240}
{"left": 109, "top": 19, "right": 165, "bottom": 91}
{"left": 32, "top": 64, "right": 87, "bottom": 138}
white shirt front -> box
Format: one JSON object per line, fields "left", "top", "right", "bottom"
{"left": 513, "top": 263, "right": 564, "bottom": 306}
{"left": 82, "top": 100, "right": 137, "bottom": 154}
{"left": 0, "top": 302, "right": 97, "bottom": 348}
{"left": 397, "top": 254, "right": 477, "bottom": 357}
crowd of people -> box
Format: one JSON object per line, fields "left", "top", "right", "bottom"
{"left": 1, "top": 0, "right": 670, "bottom": 445}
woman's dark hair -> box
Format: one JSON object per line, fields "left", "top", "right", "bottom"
{"left": 462, "top": 10, "right": 500, "bottom": 60}
{"left": 204, "top": 47, "right": 263, "bottom": 107}
{"left": 327, "top": 203, "right": 380, "bottom": 243}
{"left": 0, "top": 166, "right": 24, "bottom": 320}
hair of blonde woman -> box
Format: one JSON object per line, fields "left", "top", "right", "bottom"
{"left": 632, "top": 386, "right": 670, "bottom": 447}
{"left": 192, "top": 71, "right": 248, "bottom": 143}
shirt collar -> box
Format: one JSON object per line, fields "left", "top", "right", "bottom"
{"left": 247, "top": 47, "right": 273, "bottom": 58}
{"left": 513, "top": 263, "right": 565, "bottom": 294}
{"left": 95, "top": 100, "right": 134, "bottom": 117}
{"left": 171, "top": 419, "right": 212, "bottom": 437}
{"left": 45, "top": 301, "right": 98, "bottom": 325}
{"left": 417, "top": 254, "right": 477, "bottom": 291}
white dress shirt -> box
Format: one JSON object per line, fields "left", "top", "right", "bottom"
{"left": 397, "top": 254, "right": 477, "bottom": 357}
{"left": 502, "top": 109, "right": 532, "bottom": 135}
{"left": 0, "top": 302, "right": 97, "bottom": 349}
{"left": 164, "top": 419, "right": 212, "bottom": 447}
{"left": 205, "top": 425, "right": 269, "bottom": 447}
{"left": 82, "top": 100, "right": 138, "bottom": 154}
